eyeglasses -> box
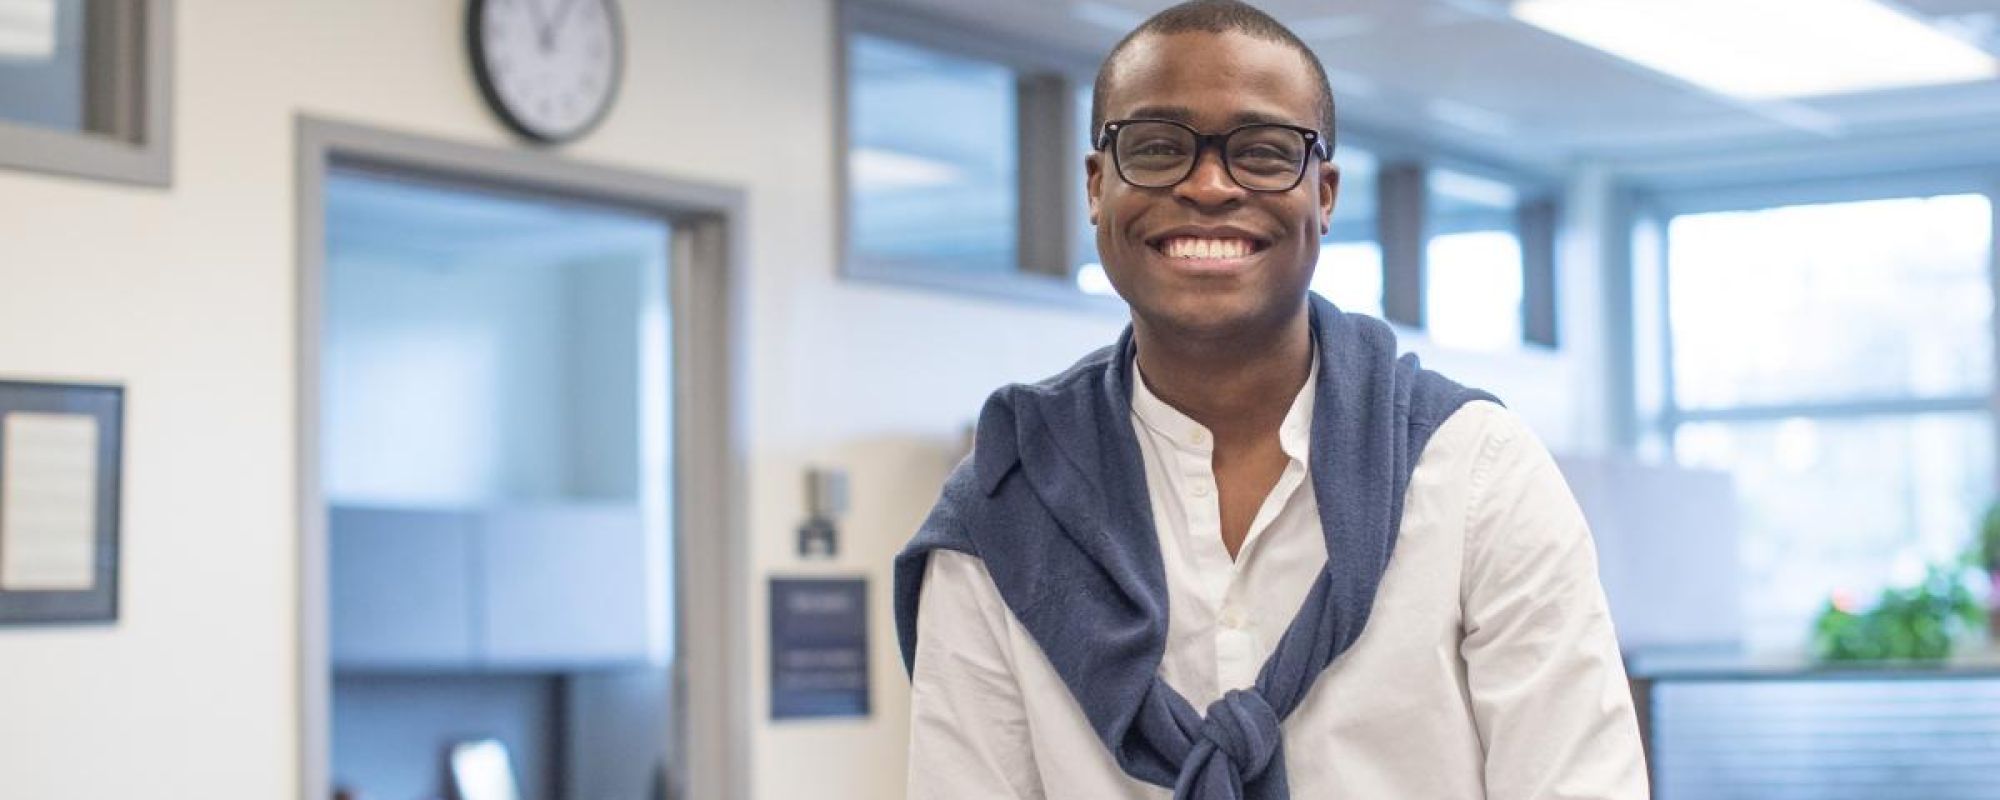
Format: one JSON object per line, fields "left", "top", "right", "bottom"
{"left": 1095, "top": 118, "right": 1329, "bottom": 193}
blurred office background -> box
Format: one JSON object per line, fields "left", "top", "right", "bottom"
{"left": 3, "top": 0, "right": 2000, "bottom": 798}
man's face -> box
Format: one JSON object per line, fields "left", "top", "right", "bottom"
{"left": 1087, "top": 31, "right": 1339, "bottom": 340}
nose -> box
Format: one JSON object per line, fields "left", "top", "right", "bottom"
{"left": 1172, "top": 145, "right": 1245, "bottom": 209}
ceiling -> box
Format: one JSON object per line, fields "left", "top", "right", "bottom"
{"left": 867, "top": 0, "right": 2000, "bottom": 188}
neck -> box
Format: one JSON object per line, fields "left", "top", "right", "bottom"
{"left": 1132, "top": 301, "right": 1313, "bottom": 445}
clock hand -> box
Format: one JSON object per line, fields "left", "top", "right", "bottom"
{"left": 524, "top": 0, "right": 552, "bottom": 44}
{"left": 543, "top": 0, "right": 582, "bottom": 48}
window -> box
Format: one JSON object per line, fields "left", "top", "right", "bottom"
{"left": 1669, "top": 195, "right": 1992, "bottom": 406}
{"left": 842, "top": 7, "right": 1101, "bottom": 305}
{"left": 1425, "top": 168, "right": 1524, "bottom": 351}
{"left": 847, "top": 33, "right": 1019, "bottom": 276}
{"left": 1363, "top": 158, "right": 1553, "bottom": 348}
{"left": 1312, "top": 147, "right": 1383, "bottom": 317}
{"left": 1654, "top": 192, "right": 1996, "bottom": 649}
{"left": 0, "top": 0, "right": 170, "bottom": 186}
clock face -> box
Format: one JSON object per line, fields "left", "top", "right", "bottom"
{"left": 469, "top": 0, "right": 623, "bottom": 143}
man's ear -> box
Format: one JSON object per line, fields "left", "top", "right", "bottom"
{"left": 1318, "top": 160, "right": 1341, "bottom": 237}
{"left": 1085, "top": 152, "right": 1104, "bottom": 226}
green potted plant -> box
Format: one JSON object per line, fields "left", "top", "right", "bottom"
{"left": 1813, "top": 563, "right": 1983, "bottom": 662}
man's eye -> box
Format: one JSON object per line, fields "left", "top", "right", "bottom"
{"left": 1131, "top": 141, "right": 1187, "bottom": 157}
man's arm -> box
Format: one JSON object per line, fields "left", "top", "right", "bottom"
{"left": 907, "top": 550, "right": 1047, "bottom": 800}
{"left": 1459, "top": 409, "right": 1650, "bottom": 799}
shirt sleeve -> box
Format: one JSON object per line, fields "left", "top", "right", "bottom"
{"left": 907, "top": 549, "right": 1048, "bottom": 800}
{"left": 1458, "top": 407, "right": 1651, "bottom": 799}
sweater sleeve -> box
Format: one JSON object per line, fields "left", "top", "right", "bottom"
{"left": 1458, "top": 407, "right": 1651, "bottom": 799}
{"left": 907, "top": 549, "right": 1048, "bottom": 800}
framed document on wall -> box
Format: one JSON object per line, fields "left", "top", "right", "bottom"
{"left": 0, "top": 380, "right": 123, "bottom": 624}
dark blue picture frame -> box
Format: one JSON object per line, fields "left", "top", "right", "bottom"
{"left": 0, "top": 379, "right": 123, "bottom": 625}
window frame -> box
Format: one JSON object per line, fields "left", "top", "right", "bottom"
{"left": 835, "top": 0, "right": 1121, "bottom": 312}
{"left": 1631, "top": 171, "right": 2000, "bottom": 648}
{"left": 0, "top": 0, "right": 173, "bottom": 187}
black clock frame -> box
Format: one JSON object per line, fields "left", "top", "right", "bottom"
{"left": 465, "top": 0, "right": 627, "bottom": 145}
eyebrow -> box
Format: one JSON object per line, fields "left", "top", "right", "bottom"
{"left": 1122, "top": 105, "right": 1309, "bottom": 129}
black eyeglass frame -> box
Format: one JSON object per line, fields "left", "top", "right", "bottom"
{"left": 1093, "top": 118, "right": 1332, "bottom": 193}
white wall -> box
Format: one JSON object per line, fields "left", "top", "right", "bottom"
{"left": 0, "top": 2, "right": 1599, "bottom": 799}
{"left": 0, "top": 2, "right": 1118, "bottom": 798}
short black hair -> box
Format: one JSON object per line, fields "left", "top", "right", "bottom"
{"left": 1090, "top": 0, "right": 1336, "bottom": 153}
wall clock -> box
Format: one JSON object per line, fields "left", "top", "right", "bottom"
{"left": 467, "top": 0, "right": 624, "bottom": 144}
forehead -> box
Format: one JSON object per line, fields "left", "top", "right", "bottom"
{"left": 1102, "top": 31, "right": 1320, "bottom": 130}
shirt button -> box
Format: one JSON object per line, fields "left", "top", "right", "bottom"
{"left": 1221, "top": 608, "right": 1246, "bottom": 629}
{"left": 1192, "top": 483, "right": 1211, "bottom": 498}
{"left": 1190, "top": 430, "right": 1209, "bottom": 446}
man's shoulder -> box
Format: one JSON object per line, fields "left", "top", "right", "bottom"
{"left": 1421, "top": 397, "right": 1510, "bottom": 447}
{"left": 1402, "top": 357, "right": 1502, "bottom": 431}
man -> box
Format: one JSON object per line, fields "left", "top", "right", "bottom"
{"left": 894, "top": 2, "right": 1648, "bottom": 798}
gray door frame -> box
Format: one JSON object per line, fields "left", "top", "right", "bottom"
{"left": 294, "top": 117, "right": 750, "bottom": 800}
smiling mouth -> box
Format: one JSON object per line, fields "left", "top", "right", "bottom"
{"left": 1147, "top": 235, "right": 1272, "bottom": 260}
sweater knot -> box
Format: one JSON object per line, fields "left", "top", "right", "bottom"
{"left": 1199, "top": 688, "right": 1282, "bottom": 782}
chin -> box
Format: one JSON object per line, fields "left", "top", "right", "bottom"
{"left": 1134, "top": 288, "right": 1289, "bottom": 341}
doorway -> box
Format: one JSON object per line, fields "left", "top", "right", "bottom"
{"left": 296, "top": 119, "right": 747, "bottom": 800}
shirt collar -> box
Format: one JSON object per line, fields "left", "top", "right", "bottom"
{"left": 1130, "top": 349, "right": 1318, "bottom": 463}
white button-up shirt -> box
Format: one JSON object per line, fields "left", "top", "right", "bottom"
{"left": 907, "top": 356, "right": 1650, "bottom": 799}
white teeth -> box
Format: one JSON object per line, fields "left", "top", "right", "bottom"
{"left": 1163, "top": 236, "right": 1254, "bottom": 259}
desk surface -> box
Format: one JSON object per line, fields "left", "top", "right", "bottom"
{"left": 1616, "top": 644, "right": 2000, "bottom": 680}
{"left": 1627, "top": 644, "right": 2000, "bottom": 681}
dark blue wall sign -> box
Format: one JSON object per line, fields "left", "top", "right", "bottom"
{"left": 769, "top": 577, "right": 869, "bottom": 720}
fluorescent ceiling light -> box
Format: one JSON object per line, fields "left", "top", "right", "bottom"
{"left": 849, "top": 148, "right": 964, "bottom": 192}
{"left": 0, "top": 0, "right": 55, "bottom": 62}
{"left": 1512, "top": 0, "right": 2000, "bottom": 99}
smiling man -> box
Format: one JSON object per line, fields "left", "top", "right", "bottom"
{"left": 893, "top": 2, "right": 1648, "bottom": 798}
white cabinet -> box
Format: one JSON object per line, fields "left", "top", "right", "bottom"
{"left": 481, "top": 504, "right": 660, "bottom": 668}
{"left": 330, "top": 507, "right": 478, "bottom": 668}
{"left": 330, "top": 503, "right": 664, "bottom": 672}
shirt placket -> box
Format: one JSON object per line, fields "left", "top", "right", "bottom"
{"left": 1214, "top": 445, "right": 1309, "bottom": 690}
{"left": 1177, "top": 436, "right": 1233, "bottom": 607}
{"left": 1175, "top": 432, "right": 1262, "bottom": 691}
